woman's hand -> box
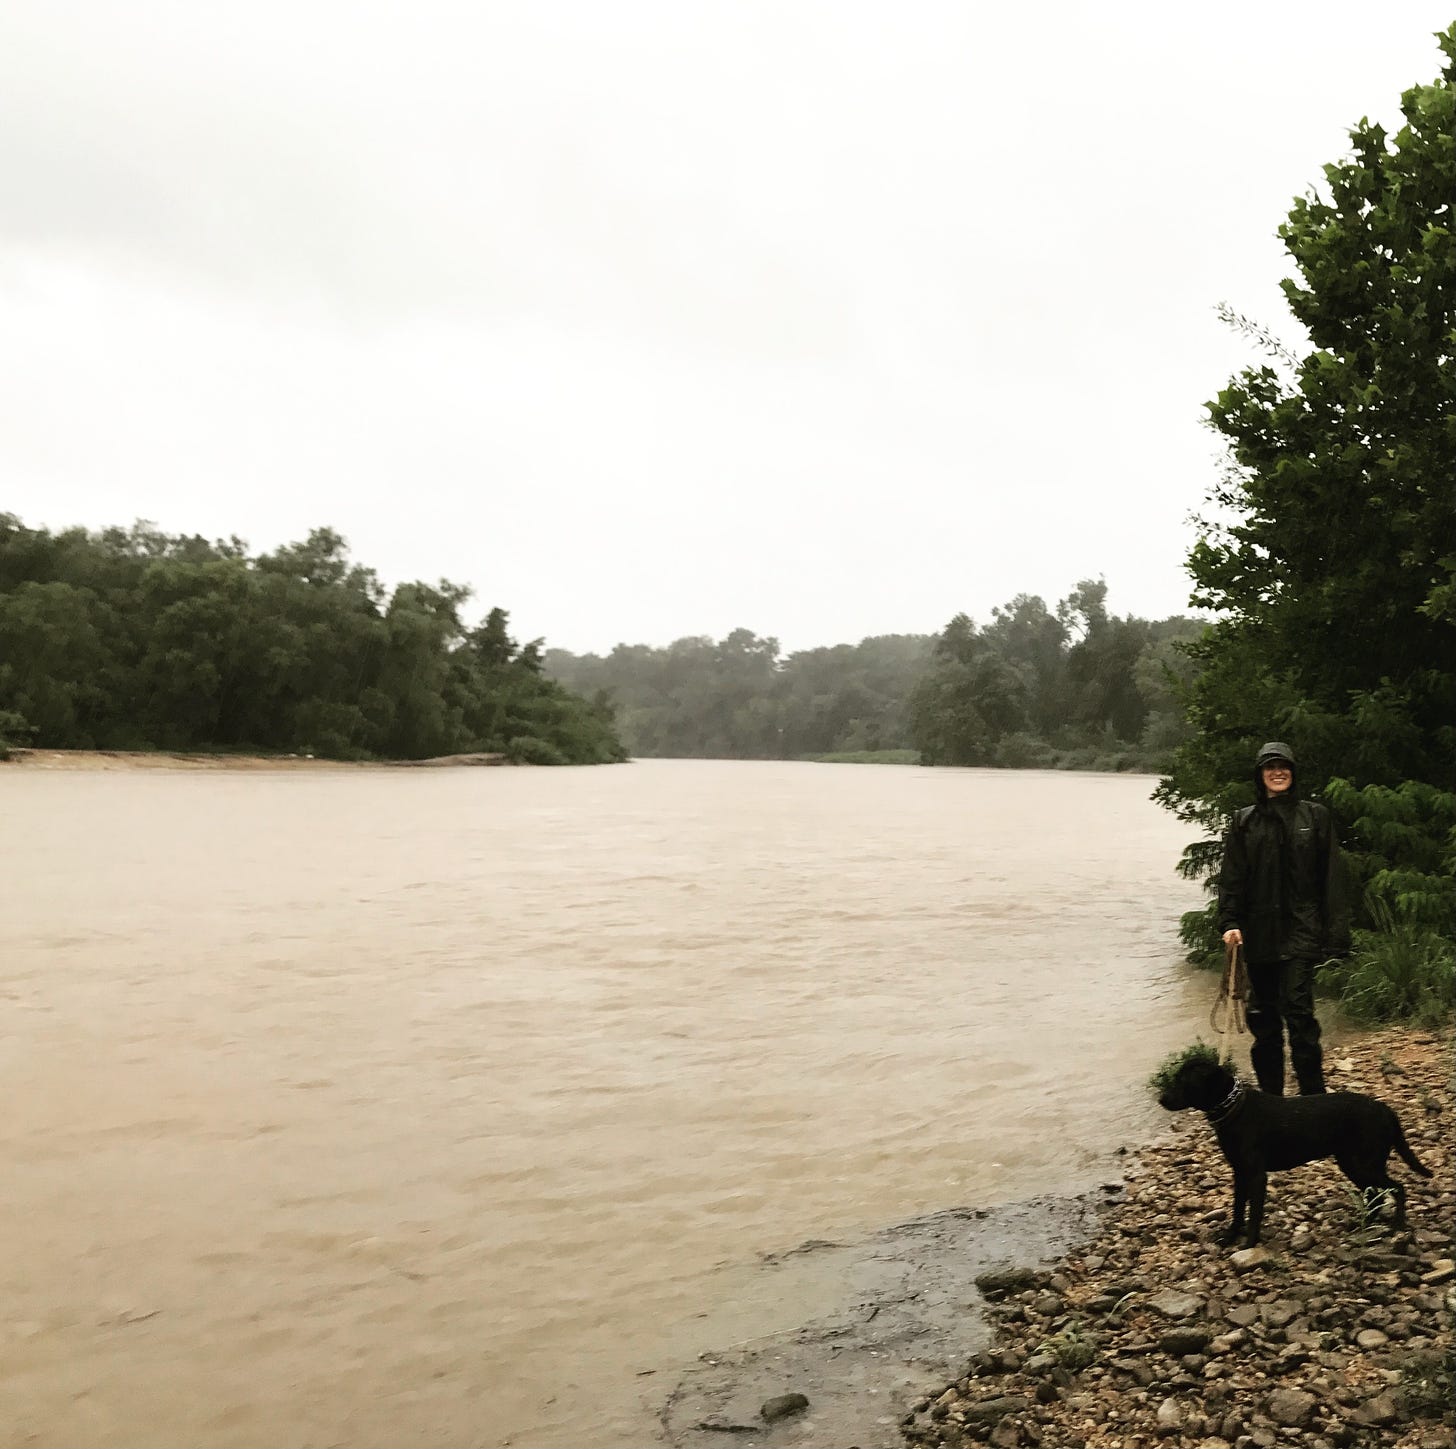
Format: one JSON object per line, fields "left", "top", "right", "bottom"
{"left": 1222, "top": 928, "right": 1243, "bottom": 947}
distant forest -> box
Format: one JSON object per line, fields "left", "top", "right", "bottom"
{"left": 547, "top": 579, "right": 1206, "bottom": 771}
{"left": 0, "top": 515, "right": 626, "bottom": 765}
{"left": 0, "top": 513, "right": 1203, "bottom": 774}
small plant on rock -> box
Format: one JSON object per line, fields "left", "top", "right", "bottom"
{"left": 1040, "top": 1321, "right": 1097, "bottom": 1373}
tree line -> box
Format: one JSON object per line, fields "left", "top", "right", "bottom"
{"left": 545, "top": 583, "right": 1205, "bottom": 771}
{"left": 0, "top": 517, "right": 626, "bottom": 765}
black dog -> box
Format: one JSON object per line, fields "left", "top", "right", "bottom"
{"left": 1158, "top": 1054, "right": 1431, "bottom": 1247}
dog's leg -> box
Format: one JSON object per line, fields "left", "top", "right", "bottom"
{"left": 1389, "top": 1178, "right": 1409, "bottom": 1227}
{"left": 1221, "top": 1171, "right": 1249, "bottom": 1246}
{"left": 1244, "top": 1170, "right": 1269, "bottom": 1246}
{"left": 1339, "top": 1152, "right": 1409, "bottom": 1229}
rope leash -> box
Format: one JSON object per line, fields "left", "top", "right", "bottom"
{"left": 1210, "top": 938, "right": 1249, "bottom": 1064}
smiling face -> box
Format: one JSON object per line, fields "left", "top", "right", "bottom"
{"left": 1261, "top": 760, "right": 1293, "bottom": 795}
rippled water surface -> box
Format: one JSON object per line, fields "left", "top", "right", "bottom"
{"left": 1, "top": 759, "right": 1205, "bottom": 1447}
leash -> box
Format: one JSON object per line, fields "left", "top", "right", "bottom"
{"left": 1210, "top": 939, "right": 1249, "bottom": 1064}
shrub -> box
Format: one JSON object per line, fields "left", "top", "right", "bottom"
{"left": 1040, "top": 1321, "right": 1098, "bottom": 1372}
{"left": 993, "top": 732, "right": 1054, "bottom": 769}
{"left": 505, "top": 734, "right": 569, "bottom": 766}
{"left": 0, "top": 708, "right": 36, "bottom": 760}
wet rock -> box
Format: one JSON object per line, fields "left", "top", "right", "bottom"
{"left": 1154, "top": 1396, "right": 1182, "bottom": 1433}
{"left": 1351, "top": 1392, "right": 1400, "bottom": 1427}
{"left": 1229, "top": 1245, "right": 1274, "bottom": 1271}
{"left": 1111, "top": 1357, "right": 1158, "bottom": 1387}
{"left": 974, "top": 1268, "right": 1042, "bottom": 1298}
{"left": 961, "top": 1394, "right": 1030, "bottom": 1426}
{"left": 760, "top": 1392, "right": 809, "bottom": 1423}
{"left": 1265, "top": 1388, "right": 1316, "bottom": 1427}
{"left": 1159, "top": 1328, "right": 1212, "bottom": 1355}
{"left": 1147, "top": 1288, "right": 1204, "bottom": 1319}
{"left": 1260, "top": 1300, "right": 1302, "bottom": 1329}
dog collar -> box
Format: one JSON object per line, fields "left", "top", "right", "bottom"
{"left": 1204, "top": 1080, "right": 1247, "bottom": 1125}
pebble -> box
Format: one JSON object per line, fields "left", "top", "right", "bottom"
{"left": 760, "top": 1392, "right": 808, "bottom": 1422}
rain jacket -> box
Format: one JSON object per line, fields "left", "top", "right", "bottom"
{"left": 1216, "top": 741, "right": 1351, "bottom": 967}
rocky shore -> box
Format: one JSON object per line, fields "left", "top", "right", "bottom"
{"left": 901, "top": 1027, "right": 1454, "bottom": 1449}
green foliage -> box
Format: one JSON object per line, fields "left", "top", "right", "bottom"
{"left": 547, "top": 631, "right": 930, "bottom": 760}
{"left": 0, "top": 706, "right": 36, "bottom": 759}
{"left": 804, "top": 749, "right": 921, "bottom": 764}
{"left": 547, "top": 596, "right": 1203, "bottom": 770}
{"left": 1039, "top": 1321, "right": 1098, "bottom": 1373}
{"left": 910, "top": 590, "right": 1203, "bottom": 770}
{"left": 1158, "top": 32, "right": 1456, "bottom": 1006}
{"left": 0, "top": 514, "right": 626, "bottom": 766}
{"left": 1323, "top": 777, "right": 1456, "bottom": 933}
{"left": 1147, "top": 1041, "right": 1220, "bottom": 1097}
{"left": 1317, "top": 917, "right": 1456, "bottom": 1027}
{"left": 505, "top": 735, "right": 570, "bottom": 766}
{"left": 1178, "top": 899, "right": 1226, "bottom": 971}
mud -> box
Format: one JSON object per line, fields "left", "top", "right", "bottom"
{"left": 659, "top": 1189, "right": 1121, "bottom": 1448}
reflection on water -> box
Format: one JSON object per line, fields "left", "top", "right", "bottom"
{"left": 0, "top": 759, "right": 1204, "bottom": 1447}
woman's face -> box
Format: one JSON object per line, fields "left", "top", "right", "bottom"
{"left": 1261, "top": 761, "right": 1293, "bottom": 795}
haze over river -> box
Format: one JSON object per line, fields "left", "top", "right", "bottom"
{"left": 1, "top": 759, "right": 1207, "bottom": 1447}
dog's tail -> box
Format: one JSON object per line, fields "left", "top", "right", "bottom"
{"left": 1394, "top": 1121, "right": 1433, "bottom": 1178}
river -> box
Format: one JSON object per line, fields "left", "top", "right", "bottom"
{"left": 0, "top": 758, "right": 1206, "bottom": 1447}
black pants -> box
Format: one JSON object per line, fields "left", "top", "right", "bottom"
{"left": 1246, "top": 957, "right": 1324, "bottom": 1094}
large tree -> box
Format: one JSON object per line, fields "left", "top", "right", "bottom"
{"left": 1160, "top": 28, "right": 1456, "bottom": 943}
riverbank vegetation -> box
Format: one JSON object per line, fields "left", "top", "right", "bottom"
{"left": 0, "top": 517, "right": 626, "bottom": 765}
{"left": 545, "top": 585, "right": 1205, "bottom": 771}
{"left": 1159, "top": 28, "right": 1456, "bottom": 1024}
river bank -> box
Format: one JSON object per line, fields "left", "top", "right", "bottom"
{"left": 655, "top": 1027, "right": 1451, "bottom": 1449}
{"left": 0, "top": 747, "right": 510, "bottom": 770}
{"left": 896, "top": 1025, "right": 1453, "bottom": 1449}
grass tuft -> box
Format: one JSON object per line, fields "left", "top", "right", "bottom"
{"left": 1317, "top": 925, "right": 1455, "bottom": 1027}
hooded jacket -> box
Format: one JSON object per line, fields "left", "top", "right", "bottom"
{"left": 1216, "top": 741, "right": 1351, "bottom": 966}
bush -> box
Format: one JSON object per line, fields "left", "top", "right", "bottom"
{"left": 505, "top": 734, "right": 569, "bottom": 766}
{"left": 993, "top": 732, "right": 1055, "bottom": 769}
{"left": 0, "top": 708, "right": 36, "bottom": 760}
{"left": 1317, "top": 925, "right": 1456, "bottom": 1027}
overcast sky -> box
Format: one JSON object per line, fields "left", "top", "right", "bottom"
{"left": 2, "top": 4, "right": 1451, "bottom": 654}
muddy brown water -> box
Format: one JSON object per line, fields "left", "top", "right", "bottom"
{"left": 1, "top": 759, "right": 1208, "bottom": 1447}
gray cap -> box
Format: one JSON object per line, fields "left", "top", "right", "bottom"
{"left": 1255, "top": 740, "right": 1296, "bottom": 767}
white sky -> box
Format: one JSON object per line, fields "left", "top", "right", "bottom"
{"left": 2, "top": 3, "right": 1451, "bottom": 654}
